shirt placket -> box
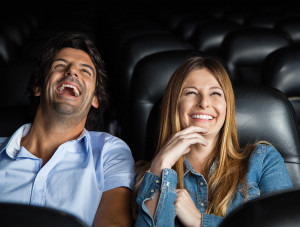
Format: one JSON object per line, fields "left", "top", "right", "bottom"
{"left": 30, "top": 161, "right": 48, "bottom": 206}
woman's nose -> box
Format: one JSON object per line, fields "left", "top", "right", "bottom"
{"left": 197, "top": 95, "right": 210, "bottom": 108}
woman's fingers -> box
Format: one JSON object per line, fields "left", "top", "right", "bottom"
{"left": 150, "top": 126, "right": 209, "bottom": 176}
{"left": 165, "top": 126, "right": 208, "bottom": 147}
{"left": 175, "top": 189, "right": 202, "bottom": 227}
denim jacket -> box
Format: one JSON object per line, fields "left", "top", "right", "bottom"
{"left": 134, "top": 144, "right": 293, "bottom": 227}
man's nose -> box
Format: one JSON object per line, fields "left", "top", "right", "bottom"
{"left": 65, "top": 65, "right": 78, "bottom": 78}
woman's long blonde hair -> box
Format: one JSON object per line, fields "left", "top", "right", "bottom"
{"left": 132, "top": 56, "right": 254, "bottom": 218}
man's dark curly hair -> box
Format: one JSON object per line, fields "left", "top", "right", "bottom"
{"left": 27, "top": 32, "right": 108, "bottom": 131}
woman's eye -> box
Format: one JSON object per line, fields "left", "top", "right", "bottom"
{"left": 211, "top": 92, "right": 222, "bottom": 96}
{"left": 185, "top": 91, "right": 197, "bottom": 96}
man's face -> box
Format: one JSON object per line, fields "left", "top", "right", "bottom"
{"left": 36, "top": 47, "right": 99, "bottom": 119}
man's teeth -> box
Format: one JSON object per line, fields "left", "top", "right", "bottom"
{"left": 58, "top": 84, "right": 80, "bottom": 97}
{"left": 191, "top": 114, "right": 213, "bottom": 120}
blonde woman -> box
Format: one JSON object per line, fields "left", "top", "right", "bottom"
{"left": 132, "top": 56, "right": 293, "bottom": 227}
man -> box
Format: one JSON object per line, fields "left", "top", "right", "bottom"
{"left": 0, "top": 32, "right": 135, "bottom": 226}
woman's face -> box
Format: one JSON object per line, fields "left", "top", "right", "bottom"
{"left": 179, "top": 68, "right": 227, "bottom": 140}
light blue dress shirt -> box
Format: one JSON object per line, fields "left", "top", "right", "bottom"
{"left": 0, "top": 124, "right": 135, "bottom": 226}
{"left": 135, "top": 143, "right": 293, "bottom": 227}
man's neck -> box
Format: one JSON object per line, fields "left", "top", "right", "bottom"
{"left": 21, "top": 108, "right": 86, "bottom": 166}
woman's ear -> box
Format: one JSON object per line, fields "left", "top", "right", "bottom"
{"left": 34, "top": 87, "right": 41, "bottom": 96}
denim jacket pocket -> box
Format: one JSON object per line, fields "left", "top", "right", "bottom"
{"left": 238, "top": 182, "right": 261, "bottom": 200}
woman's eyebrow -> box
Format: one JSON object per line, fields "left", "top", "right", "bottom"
{"left": 182, "top": 86, "right": 197, "bottom": 90}
{"left": 210, "top": 86, "right": 223, "bottom": 91}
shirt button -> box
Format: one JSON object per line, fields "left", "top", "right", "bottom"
{"left": 166, "top": 170, "right": 169, "bottom": 175}
{"left": 150, "top": 189, "right": 155, "bottom": 193}
{"left": 200, "top": 203, "right": 204, "bottom": 206}
{"left": 200, "top": 182, "right": 203, "bottom": 186}
{"left": 155, "top": 180, "right": 160, "bottom": 184}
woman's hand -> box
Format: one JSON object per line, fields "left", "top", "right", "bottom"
{"left": 175, "top": 189, "right": 202, "bottom": 227}
{"left": 150, "top": 126, "right": 208, "bottom": 177}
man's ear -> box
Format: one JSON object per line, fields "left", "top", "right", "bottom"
{"left": 34, "top": 87, "right": 41, "bottom": 96}
{"left": 91, "top": 95, "right": 99, "bottom": 108}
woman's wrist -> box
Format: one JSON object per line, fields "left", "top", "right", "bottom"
{"left": 150, "top": 156, "right": 172, "bottom": 177}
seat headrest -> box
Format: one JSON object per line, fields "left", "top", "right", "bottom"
{"left": 234, "top": 84, "right": 300, "bottom": 163}
{"left": 128, "top": 50, "right": 202, "bottom": 161}
{"left": 262, "top": 45, "right": 300, "bottom": 96}
{"left": 220, "top": 28, "right": 291, "bottom": 83}
{"left": 117, "top": 33, "right": 193, "bottom": 99}
{"left": 192, "top": 20, "right": 241, "bottom": 55}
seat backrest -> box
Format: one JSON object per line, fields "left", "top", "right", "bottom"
{"left": 244, "top": 13, "right": 282, "bottom": 29}
{"left": 127, "top": 50, "right": 202, "bottom": 161}
{"left": 0, "top": 105, "right": 31, "bottom": 137}
{"left": 192, "top": 20, "right": 242, "bottom": 57}
{"left": 261, "top": 44, "right": 300, "bottom": 128}
{"left": 175, "top": 14, "right": 211, "bottom": 41}
{"left": 220, "top": 27, "right": 291, "bottom": 85}
{"left": 220, "top": 186, "right": 300, "bottom": 227}
{"left": 112, "top": 34, "right": 193, "bottom": 138}
{"left": 276, "top": 17, "right": 300, "bottom": 43}
{"left": 108, "top": 25, "right": 171, "bottom": 67}
{"left": 234, "top": 84, "right": 300, "bottom": 186}
{"left": 0, "top": 33, "right": 15, "bottom": 66}
{"left": 0, "top": 59, "right": 35, "bottom": 106}
{"left": 0, "top": 202, "right": 88, "bottom": 227}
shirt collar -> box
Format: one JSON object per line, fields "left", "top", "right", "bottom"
{"left": 0, "top": 124, "right": 90, "bottom": 159}
{"left": 184, "top": 158, "right": 218, "bottom": 177}
{"left": 0, "top": 123, "right": 32, "bottom": 159}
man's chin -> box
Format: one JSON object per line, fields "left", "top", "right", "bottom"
{"left": 53, "top": 103, "right": 79, "bottom": 115}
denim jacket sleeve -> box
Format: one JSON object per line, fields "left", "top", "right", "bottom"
{"left": 135, "top": 168, "right": 177, "bottom": 227}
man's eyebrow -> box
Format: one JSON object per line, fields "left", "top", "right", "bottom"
{"left": 53, "top": 58, "right": 67, "bottom": 63}
{"left": 52, "top": 59, "right": 95, "bottom": 75}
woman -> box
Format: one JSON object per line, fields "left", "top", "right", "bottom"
{"left": 132, "top": 56, "right": 293, "bottom": 227}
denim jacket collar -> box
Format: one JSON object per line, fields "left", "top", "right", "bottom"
{"left": 184, "top": 158, "right": 218, "bottom": 177}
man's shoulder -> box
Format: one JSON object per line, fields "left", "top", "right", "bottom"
{"left": 88, "top": 131, "right": 123, "bottom": 144}
{"left": 88, "top": 131, "right": 130, "bottom": 151}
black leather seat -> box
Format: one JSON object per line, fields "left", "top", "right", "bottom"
{"left": 126, "top": 50, "right": 202, "bottom": 161}
{"left": 0, "top": 32, "right": 16, "bottom": 68}
{"left": 192, "top": 20, "right": 242, "bottom": 57}
{"left": 220, "top": 186, "right": 300, "bottom": 227}
{"left": 276, "top": 17, "right": 300, "bottom": 43}
{"left": 107, "top": 24, "right": 171, "bottom": 75}
{"left": 0, "top": 59, "right": 35, "bottom": 106}
{"left": 175, "top": 14, "right": 211, "bottom": 41}
{"left": 131, "top": 70, "right": 300, "bottom": 185}
{"left": 0, "top": 105, "right": 31, "bottom": 137}
{"left": 233, "top": 84, "right": 300, "bottom": 186}
{"left": 111, "top": 34, "right": 193, "bottom": 138}
{"left": 219, "top": 28, "right": 291, "bottom": 85}
{"left": 262, "top": 44, "right": 300, "bottom": 129}
{"left": 244, "top": 13, "right": 283, "bottom": 29}
{"left": 0, "top": 202, "right": 88, "bottom": 227}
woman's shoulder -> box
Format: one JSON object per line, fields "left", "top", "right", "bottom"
{"left": 249, "top": 142, "right": 284, "bottom": 165}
